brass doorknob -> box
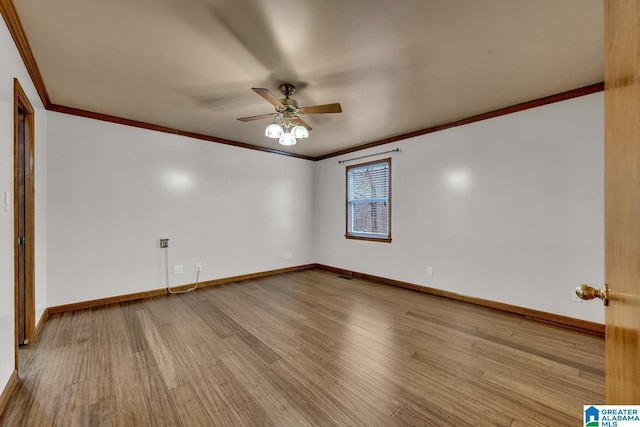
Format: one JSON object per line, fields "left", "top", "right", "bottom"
{"left": 575, "top": 284, "right": 609, "bottom": 306}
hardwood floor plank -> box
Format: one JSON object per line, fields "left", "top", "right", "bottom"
{"left": 121, "top": 301, "right": 150, "bottom": 353}
{"left": 135, "top": 309, "right": 188, "bottom": 391}
{"left": 109, "top": 331, "right": 152, "bottom": 427}
{"left": 56, "top": 380, "right": 89, "bottom": 427}
{"left": 155, "top": 322, "right": 217, "bottom": 373}
{"left": 184, "top": 359, "right": 249, "bottom": 426}
{"left": 169, "top": 384, "right": 213, "bottom": 426}
{"left": 94, "top": 303, "right": 128, "bottom": 336}
{"left": 1, "top": 269, "right": 604, "bottom": 426}
{"left": 402, "top": 351, "right": 549, "bottom": 426}
{"left": 151, "top": 325, "right": 253, "bottom": 426}
{"left": 190, "top": 300, "right": 236, "bottom": 338}
{"left": 193, "top": 299, "right": 282, "bottom": 363}
{"left": 0, "top": 367, "right": 42, "bottom": 426}
{"left": 216, "top": 349, "right": 313, "bottom": 426}
{"left": 23, "top": 377, "right": 63, "bottom": 427}
{"left": 49, "top": 311, "right": 74, "bottom": 348}
{"left": 390, "top": 404, "right": 447, "bottom": 427}
{"left": 480, "top": 369, "right": 582, "bottom": 425}
{"left": 270, "top": 357, "right": 379, "bottom": 426}
{"left": 70, "top": 309, "right": 92, "bottom": 343}
{"left": 88, "top": 396, "right": 116, "bottom": 427}
{"left": 133, "top": 349, "right": 182, "bottom": 426}
{"left": 88, "top": 310, "right": 116, "bottom": 405}
{"left": 198, "top": 355, "right": 275, "bottom": 427}
{"left": 144, "top": 296, "right": 205, "bottom": 347}
{"left": 278, "top": 345, "right": 401, "bottom": 425}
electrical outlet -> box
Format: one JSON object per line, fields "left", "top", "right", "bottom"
{"left": 173, "top": 265, "right": 183, "bottom": 275}
{"left": 282, "top": 252, "right": 293, "bottom": 260}
{"left": 427, "top": 267, "right": 433, "bottom": 277}
{"left": 195, "top": 263, "right": 202, "bottom": 272}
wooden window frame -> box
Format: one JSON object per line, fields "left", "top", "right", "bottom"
{"left": 345, "top": 158, "right": 392, "bottom": 243}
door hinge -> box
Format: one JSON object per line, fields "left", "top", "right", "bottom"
{"left": 17, "top": 236, "right": 25, "bottom": 245}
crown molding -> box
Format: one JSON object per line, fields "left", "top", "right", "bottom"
{"left": 315, "top": 82, "right": 605, "bottom": 161}
{"left": 0, "top": 0, "right": 50, "bottom": 107}
{"left": 48, "top": 104, "right": 315, "bottom": 160}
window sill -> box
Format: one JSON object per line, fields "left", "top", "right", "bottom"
{"left": 345, "top": 235, "right": 392, "bottom": 243}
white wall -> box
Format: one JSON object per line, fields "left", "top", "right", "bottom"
{"left": 46, "top": 113, "right": 315, "bottom": 306}
{"left": 0, "top": 20, "right": 47, "bottom": 388}
{"left": 47, "top": 93, "right": 605, "bottom": 322}
{"left": 315, "top": 93, "right": 604, "bottom": 323}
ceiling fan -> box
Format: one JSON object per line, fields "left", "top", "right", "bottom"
{"left": 237, "top": 83, "right": 342, "bottom": 146}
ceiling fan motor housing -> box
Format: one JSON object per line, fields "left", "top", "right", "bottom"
{"left": 279, "top": 83, "right": 296, "bottom": 97}
{"left": 279, "top": 97, "right": 299, "bottom": 114}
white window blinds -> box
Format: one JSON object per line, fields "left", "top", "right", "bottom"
{"left": 346, "top": 158, "right": 391, "bottom": 241}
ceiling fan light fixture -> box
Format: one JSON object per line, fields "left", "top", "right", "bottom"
{"left": 265, "top": 123, "right": 283, "bottom": 139}
{"left": 279, "top": 131, "right": 297, "bottom": 146}
{"left": 292, "top": 125, "right": 309, "bottom": 139}
{"left": 240, "top": 84, "right": 342, "bottom": 146}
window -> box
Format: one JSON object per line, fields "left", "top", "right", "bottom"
{"left": 346, "top": 158, "right": 391, "bottom": 242}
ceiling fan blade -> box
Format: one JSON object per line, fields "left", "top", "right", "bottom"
{"left": 295, "top": 117, "right": 313, "bottom": 131}
{"left": 237, "top": 113, "right": 274, "bottom": 122}
{"left": 212, "top": 1, "right": 296, "bottom": 79}
{"left": 299, "top": 103, "right": 342, "bottom": 115}
{"left": 252, "top": 88, "right": 285, "bottom": 109}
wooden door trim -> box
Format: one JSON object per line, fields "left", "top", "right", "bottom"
{"left": 13, "top": 78, "right": 35, "bottom": 368}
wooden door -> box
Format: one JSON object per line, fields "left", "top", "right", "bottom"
{"left": 16, "top": 108, "right": 26, "bottom": 346}
{"left": 604, "top": 0, "right": 640, "bottom": 404}
{"left": 13, "top": 79, "right": 35, "bottom": 360}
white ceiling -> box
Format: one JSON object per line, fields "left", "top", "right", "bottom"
{"left": 13, "top": 0, "right": 603, "bottom": 158}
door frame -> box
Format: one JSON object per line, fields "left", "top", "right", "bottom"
{"left": 13, "top": 78, "right": 35, "bottom": 369}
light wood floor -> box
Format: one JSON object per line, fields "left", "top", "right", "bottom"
{"left": 1, "top": 269, "right": 604, "bottom": 426}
